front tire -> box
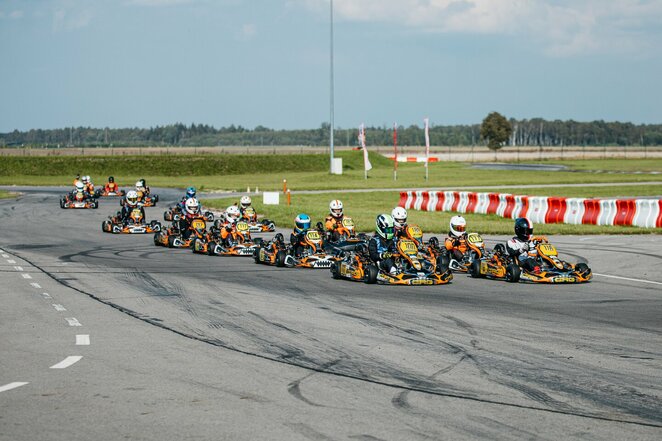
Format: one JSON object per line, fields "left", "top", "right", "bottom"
{"left": 364, "top": 264, "right": 378, "bottom": 284}
{"left": 470, "top": 259, "right": 483, "bottom": 278}
{"left": 506, "top": 264, "right": 521, "bottom": 283}
{"left": 275, "top": 250, "right": 287, "bottom": 267}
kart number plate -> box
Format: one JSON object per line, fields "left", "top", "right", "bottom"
{"left": 467, "top": 233, "right": 483, "bottom": 245}
{"left": 539, "top": 244, "right": 558, "bottom": 256}
{"left": 236, "top": 222, "right": 249, "bottom": 232}
{"left": 341, "top": 218, "right": 354, "bottom": 228}
{"left": 398, "top": 240, "right": 418, "bottom": 255}
{"left": 306, "top": 231, "right": 321, "bottom": 241}
{"left": 191, "top": 219, "right": 206, "bottom": 230}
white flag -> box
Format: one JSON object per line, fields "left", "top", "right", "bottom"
{"left": 359, "top": 123, "right": 372, "bottom": 171}
{"left": 424, "top": 117, "right": 430, "bottom": 167}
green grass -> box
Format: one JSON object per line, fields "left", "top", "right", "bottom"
{"left": 0, "top": 190, "right": 16, "bottom": 199}
{"left": 2, "top": 156, "right": 661, "bottom": 192}
{"left": 201, "top": 192, "right": 662, "bottom": 235}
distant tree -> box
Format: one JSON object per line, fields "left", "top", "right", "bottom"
{"left": 480, "top": 112, "right": 512, "bottom": 151}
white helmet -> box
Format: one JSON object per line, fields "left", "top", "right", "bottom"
{"left": 82, "top": 175, "right": 89, "bottom": 184}
{"left": 135, "top": 180, "right": 144, "bottom": 190}
{"left": 86, "top": 176, "right": 92, "bottom": 184}
{"left": 75, "top": 182, "right": 85, "bottom": 192}
{"left": 329, "top": 199, "right": 343, "bottom": 218}
{"left": 450, "top": 215, "right": 467, "bottom": 238}
{"left": 391, "top": 207, "right": 407, "bottom": 228}
{"left": 126, "top": 190, "right": 139, "bottom": 207}
{"left": 226, "top": 205, "right": 241, "bottom": 223}
{"left": 240, "top": 196, "right": 252, "bottom": 209}
{"left": 184, "top": 198, "right": 199, "bottom": 215}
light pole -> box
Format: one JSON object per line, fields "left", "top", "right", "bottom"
{"left": 329, "top": 0, "right": 335, "bottom": 173}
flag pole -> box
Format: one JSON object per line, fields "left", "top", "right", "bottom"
{"left": 393, "top": 122, "right": 398, "bottom": 181}
{"left": 424, "top": 118, "right": 430, "bottom": 181}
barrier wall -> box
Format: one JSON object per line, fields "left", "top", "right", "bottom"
{"left": 399, "top": 191, "right": 662, "bottom": 228}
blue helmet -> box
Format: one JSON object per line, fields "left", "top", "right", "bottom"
{"left": 186, "top": 186, "right": 196, "bottom": 198}
{"left": 294, "top": 213, "right": 311, "bottom": 233}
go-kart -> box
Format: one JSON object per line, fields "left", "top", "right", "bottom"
{"left": 446, "top": 232, "right": 486, "bottom": 273}
{"left": 331, "top": 237, "right": 452, "bottom": 285}
{"left": 95, "top": 187, "right": 126, "bottom": 198}
{"left": 121, "top": 192, "right": 159, "bottom": 207}
{"left": 254, "top": 230, "right": 339, "bottom": 268}
{"left": 219, "top": 207, "right": 275, "bottom": 233}
{"left": 153, "top": 217, "right": 206, "bottom": 248}
{"left": 470, "top": 238, "right": 592, "bottom": 283}
{"left": 321, "top": 218, "right": 369, "bottom": 254}
{"left": 60, "top": 192, "right": 98, "bottom": 209}
{"left": 102, "top": 208, "right": 161, "bottom": 234}
{"left": 164, "top": 205, "right": 214, "bottom": 222}
{"left": 192, "top": 221, "right": 262, "bottom": 256}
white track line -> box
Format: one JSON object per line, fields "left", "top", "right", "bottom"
{"left": 30, "top": 282, "right": 41, "bottom": 289}
{"left": 594, "top": 273, "right": 662, "bottom": 286}
{"left": 7, "top": 259, "right": 16, "bottom": 264}
{"left": 21, "top": 273, "right": 32, "bottom": 279}
{"left": 76, "top": 335, "right": 90, "bottom": 346}
{"left": 0, "top": 382, "right": 29, "bottom": 393}
{"left": 52, "top": 304, "right": 66, "bottom": 312}
{"left": 50, "top": 356, "right": 82, "bottom": 369}
{"left": 65, "top": 318, "right": 82, "bottom": 327}
{"left": 42, "top": 292, "right": 52, "bottom": 299}
{"left": 1, "top": 254, "right": 9, "bottom": 258}
{"left": 14, "top": 266, "right": 23, "bottom": 271}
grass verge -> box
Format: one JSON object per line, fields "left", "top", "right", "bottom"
{"left": 201, "top": 192, "right": 662, "bottom": 235}
{"left": 0, "top": 190, "right": 17, "bottom": 199}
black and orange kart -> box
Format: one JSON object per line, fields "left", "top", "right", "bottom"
{"left": 164, "top": 205, "right": 214, "bottom": 222}
{"left": 153, "top": 217, "right": 206, "bottom": 248}
{"left": 102, "top": 208, "right": 161, "bottom": 234}
{"left": 331, "top": 237, "right": 452, "bottom": 285}
{"left": 254, "top": 230, "right": 339, "bottom": 269}
{"left": 193, "top": 221, "right": 262, "bottom": 256}
{"left": 96, "top": 187, "right": 126, "bottom": 198}
{"left": 238, "top": 207, "right": 276, "bottom": 233}
{"left": 444, "top": 232, "right": 486, "bottom": 273}
{"left": 60, "top": 192, "right": 98, "bottom": 209}
{"left": 471, "top": 238, "right": 592, "bottom": 283}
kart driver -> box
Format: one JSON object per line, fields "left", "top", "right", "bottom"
{"left": 444, "top": 215, "right": 469, "bottom": 261}
{"left": 71, "top": 181, "right": 90, "bottom": 199}
{"left": 239, "top": 196, "right": 252, "bottom": 215}
{"left": 82, "top": 175, "right": 94, "bottom": 194}
{"left": 324, "top": 199, "right": 347, "bottom": 241}
{"left": 290, "top": 213, "right": 313, "bottom": 257}
{"left": 219, "top": 205, "right": 242, "bottom": 247}
{"left": 368, "top": 214, "right": 397, "bottom": 275}
{"left": 104, "top": 176, "right": 119, "bottom": 194}
{"left": 506, "top": 217, "right": 548, "bottom": 274}
{"left": 391, "top": 207, "right": 409, "bottom": 239}
{"left": 177, "top": 198, "right": 204, "bottom": 240}
{"left": 118, "top": 190, "right": 145, "bottom": 225}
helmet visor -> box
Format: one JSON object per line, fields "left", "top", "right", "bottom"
{"left": 382, "top": 225, "right": 394, "bottom": 239}
{"left": 296, "top": 220, "right": 311, "bottom": 230}
{"left": 452, "top": 224, "right": 466, "bottom": 233}
{"left": 331, "top": 208, "right": 343, "bottom": 217}
{"left": 127, "top": 196, "right": 138, "bottom": 204}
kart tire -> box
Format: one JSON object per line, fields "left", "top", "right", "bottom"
{"left": 363, "top": 265, "right": 378, "bottom": 284}
{"left": 494, "top": 244, "right": 506, "bottom": 255}
{"left": 153, "top": 233, "right": 163, "bottom": 246}
{"left": 60, "top": 199, "right": 65, "bottom": 209}
{"left": 470, "top": 259, "right": 483, "bottom": 278}
{"left": 575, "top": 262, "right": 590, "bottom": 277}
{"left": 207, "top": 241, "right": 218, "bottom": 256}
{"left": 506, "top": 264, "right": 521, "bottom": 283}
{"left": 428, "top": 236, "right": 439, "bottom": 248}
{"left": 92, "top": 200, "right": 99, "bottom": 209}
{"left": 153, "top": 195, "right": 159, "bottom": 202}
{"left": 275, "top": 250, "right": 287, "bottom": 268}
{"left": 436, "top": 254, "right": 450, "bottom": 273}
{"left": 253, "top": 248, "right": 261, "bottom": 264}
{"left": 205, "top": 211, "right": 214, "bottom": 222}
{"left": 102, "top": 220, "right": 111, "bottom": 233}
{"left": 164, "top": 211, "right": 173, "bottom": 221}
{"left": 167, "top": 235, "right": 177, "bottom": 248}
{"left": 330, "top": 263, "right": 340, "bottom": 279}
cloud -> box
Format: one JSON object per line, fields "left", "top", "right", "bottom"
{"left": 300, "top": 0, "right": 662, "bottom": 57}
{"left": 237, "top": 23, "right": 257, "bottom": 41}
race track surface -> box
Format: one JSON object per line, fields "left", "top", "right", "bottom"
{"left": 1, "top": 188, "right": 661, "bottom": 441}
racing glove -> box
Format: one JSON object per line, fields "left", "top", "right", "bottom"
{"left": 380, "top": 251, "right": 393, "bottom": 260}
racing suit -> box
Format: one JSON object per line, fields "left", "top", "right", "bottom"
{"left": 368, "top": 234, "right": 396, "bottom": 273}
{"left": 290, "top": 230, "right": 312, "bottom": 257}
{"left": 324, "top": 215, "right": 344, "bottom": 242}
{"left": 506, "top": 236, "right": 546, "bottom": 272}
{"left": 177, "top": 213, "right": 204, "bottom": 240}
{"left": 119, "top": 205, "right": 145, "bottom": 225}
{"left": 219, "top": 222, "right": 240, "bottom": 247}
{"left": 104, "top": 182, "right": 119, "bottom": 193}
{"left": 445, "top": 233, "right": 468, "bottom": 261}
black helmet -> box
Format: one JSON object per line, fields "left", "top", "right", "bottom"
{"left": 108, "top": 176, "right": 114, "bottom": 183}
{"left": 514, "top": 217, "right": 533, "bottom": 241}
{"left": 375, "top": 214, "right": 395, "bottom": 240}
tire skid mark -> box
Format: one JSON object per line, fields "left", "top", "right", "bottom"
{"left": 9, "top": 248, "right": 662, "bottom": 429}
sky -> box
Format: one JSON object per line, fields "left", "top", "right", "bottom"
{"left": 1, "top": 0, "right": 661, "bottom": 131}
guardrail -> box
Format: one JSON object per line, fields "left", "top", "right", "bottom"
{"left": 399, "top": 191, "right": 662, "bottom": 228}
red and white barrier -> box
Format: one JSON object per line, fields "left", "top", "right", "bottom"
{"left": 387, "top": 155, "right": 441, "bottom": 163}
{"left": 399, "top": 191, "right": 662, "bottom": 228}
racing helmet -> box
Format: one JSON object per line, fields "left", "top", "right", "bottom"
{"left": 376, "top": 214, "right": 395, "bottom": 240}
{"left": 240, "top": 196, "right": 252, "bottom": 209}
{"left": 294, "top": 213, "right": 311, "bottom": 233}
{"left": 184, "top": 198, "right": 200, "bottom": 215}
{"left": 329, "top": 199, "right": 343, "bottom": 218}
{"left": 126, "top": 190, "right": 139, "bottom": 207}
{"left": 86, "top": 176, "right": 93, "bottom": 184}
{"left": 186, "top": 186, "right": 196, "bottom": 198}
{"left": 82, "top": 175, "right": 89, "bottom": 184}
{"left": 514, "top": 217, "right": 533, "bottom": 241}
{"left": 391, "top": 207, "right": 407, "bottom": 228}
{"left": 449, "top": 215, "right": 467, "bottom": 238}
{"left": 135, "top": 180, "right": 144, "bottom": 191}
{"left": 226, "top": 205, "right": 241, "bottom": 223}
{"left": 108, "top": 176, "right": 114, "bottom": 183}
{"left": 75, "top": 182, "right": 85, "bottom": 192}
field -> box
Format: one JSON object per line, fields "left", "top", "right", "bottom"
{"left": 0, "top": 190, "right": 15, "bottom": 199}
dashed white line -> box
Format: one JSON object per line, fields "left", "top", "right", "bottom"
{"left": 1, "top": 254, "right": 9, "bottom": 258}
{"left": 42, "top": 292, "right": 52, "bottom": 299}
{"left": 21, "top": 273, "right": 32, "bottom": 279}
{"left": 0, "top": 382, "right": 29, "bottom": 393}
{"left": 50, "top": 356, "right": 82, "bottom": 369}
{"left": 30, "top": 282, "right": 42, "bottom": 289}
{"left": 14, "top": 266, "right": 23, "bottom": 271}
{"left": 7, "top": 259, "right": 16, "bottom": 264}
{"left": 76, "top": 335, "right": 90, "bottom": 345}
{"left": 594, "top": 273, "right": 662, "bottom": 286}
{"left": 65, "top": 317, "right": 82, "bottom": 327}
{"left": 52, "top": 304, "right": 66, "bottom": 312}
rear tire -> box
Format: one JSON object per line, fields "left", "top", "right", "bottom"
{"left": 207, "top": 241, "right": 217, "bottom": 256}
{"left": 153, "top": 233, "right": 162, "bottom": 246}
{"left": 575, "top": 262, "right": 590, "bottom": 277}
{"left": 330, "top": 263, "right": 340, "bottom": 279}
{"left": 436, "top": 254, "right": 450, "bottom": 273}
{"left": 506, "top": 264, "right": 521, "bottom": 283}
{"left": 275, "top": 250, "right": 287, "bottom": 267}
{"left": 364, "top": 264, "right": 378, "bottom": 284}
{"left": 167, "top": 235, "right": 177, "bottom": 248}
{"left": 470, "top": 259, "right": 483, "bottom": 278}
{"left": 102, "top": 220, "right": 111, "bottom": 233}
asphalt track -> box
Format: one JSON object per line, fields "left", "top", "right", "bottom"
{"left": 1, "top": 188, "right": 661, "bottom": 441}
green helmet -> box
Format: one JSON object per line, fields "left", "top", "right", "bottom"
{"left": 376, "top": 214, "right": 395, "bottom": 240}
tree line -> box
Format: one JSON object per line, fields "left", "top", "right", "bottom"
{"left": 1, "top": 119, "right": 661, "bottom": 148}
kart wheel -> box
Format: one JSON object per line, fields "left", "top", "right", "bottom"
{"left": 153, "top": 195, "right": 159, "bottom": 202}
{"left": 164, "top": 211, "right": 172, "bottom": 221}
{"left": 436, "top": 254, "right": 450, "bottom": 273}
{"left": 207, "top": 241, "right": 218, "bottom": 256}
{"left": 153, "top": 233, "right": 163, "bottom": 246}
{"left": 364, "top": 265, "right": 378, "bottom": 284}
{"left": 60, "top": 199, "right": 65, "bottom": 209}
{"left": 102, "top": 220, "right": 111, "bottom": 233}
{"left": 330, "top": 263, "right": 340, "bottom": 279}
{"left": 205, "top": 211, "right": 214, "bottom": 222}
{"left": 92, "top": 201, "right": 99, "bottom": 209}
{"left": 428, "top": 236, "right": 439, "bottom": 248}
{"left": 575, "top": 262, "right": 590, "bottom": 278}
{"left": 275, "top": 250, "right": 287, "bottom": 267}
{"left": 506, "top": 264, "right": 521, "bottom": 283}
{"left": 470, "top": 259, "right": 483, "bottom": 278}
{"left": 253, "top": 248, "right": 261, "bottom": 264}
{"left": 167, "top": 235, "right": 177, "bottom": 248}
{"left": 494, "top": 244, "right": 506, "bottom": 255}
